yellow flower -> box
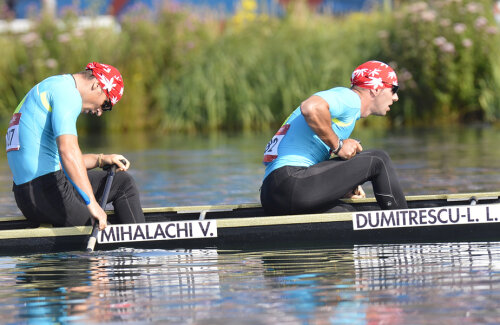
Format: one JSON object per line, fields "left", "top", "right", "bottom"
{"left": 242, "top": 0, "right": 257, "bottom": 12}
{"left": 230, "top": 0, "right": 259, "bottom": 29}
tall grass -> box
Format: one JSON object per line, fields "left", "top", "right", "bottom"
{"left": 0, "top": 0, "right": 498, "bottom": 134}
{"left": 161, "top": 10, "right": 383, "bottom": 132}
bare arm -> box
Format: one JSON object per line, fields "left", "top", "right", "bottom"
{"left": 300, "top": 95, "right": 340, "bottom": 150}
{"left": 82, "top": 153, "right": 130, "bottom": 171}
{"left": 83, "top": 153, "right": 102, "bottom": 169}
{"left": 300, "top": 95, "right": 362, "bottom": 159}
{"left": 57, "top": 134, "right": 107, "bottom": 229}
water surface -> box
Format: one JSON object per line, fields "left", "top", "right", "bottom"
{"left": 0, "top": 243, "right": 499, "bottom": 324}
{"left": 0, "top": 126, "right": 499, "bottom": 323}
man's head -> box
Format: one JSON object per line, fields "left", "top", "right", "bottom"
{"left": 86, "top": 62, "right": 124, "bottom": 107}
{"left": 76, "top": 62, "right": 124, "bottom": 116}
{"left": 350, "top": 60, "right": 399, "bottom": 117}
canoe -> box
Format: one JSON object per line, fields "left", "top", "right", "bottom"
{"left": 0, "top": 191, "right": 499, "bottom": 255}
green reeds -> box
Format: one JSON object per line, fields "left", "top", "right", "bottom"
{"left": 0, "top": 0, "right": 498, "bottom": 134}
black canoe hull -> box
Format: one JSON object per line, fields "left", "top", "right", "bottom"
{"left": 0, "top": 192, "right": 499, "bottom": 255}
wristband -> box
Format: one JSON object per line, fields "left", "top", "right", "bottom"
{"left": 333, "top": 139, "right": 343, "bottom": 155}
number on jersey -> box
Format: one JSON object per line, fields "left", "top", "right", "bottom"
{"left": 6, "top": 113, "right": 21, "bottom": 152}
{"left": 263, "top": 124, "right": 290, "bottom": 163}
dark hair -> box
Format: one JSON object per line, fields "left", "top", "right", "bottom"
{"left": 76, "top": 69, "right": 95, "bottom": 80}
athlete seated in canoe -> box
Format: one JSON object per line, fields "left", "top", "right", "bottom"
{"left": 6, "top": 62, "right": 145, "bottom": 230}
{"left": 261, "top": 60, "right": 408, "bottom": 215}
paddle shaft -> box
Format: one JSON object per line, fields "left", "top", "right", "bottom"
{"left": 86, "top": 164, "right": 117, "bottom": 252}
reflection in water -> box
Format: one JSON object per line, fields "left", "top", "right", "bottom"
{"left": 1, "top": 244, "right": 499, "bottom": 323}
{"left": 6, "top": 250, "right": 222, "bottom": 324}
{"left": 353, "top": 243, "right": 500, "bottom": 324}
{"left": 8, "top": 254, "right": 93, "bottom": 323}
{"left": 355, "top": 243, "right": 499, "bottom": 291}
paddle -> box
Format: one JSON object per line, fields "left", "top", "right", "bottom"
{"left": 86, "top": 164, "right": 117, "bottom": 252}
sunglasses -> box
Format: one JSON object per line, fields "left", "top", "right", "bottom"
{"left": 98, "top": 83, "right": 113, "bottom": 111}
{"left": 382, "top": 81, "right": 399, "bottom": 94}
{"left": 101, "top": 99, "right": 112, "bottom": 112}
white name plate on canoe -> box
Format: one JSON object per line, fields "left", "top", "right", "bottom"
{"left": 353, "top": 204, "right": 500, "bottom": 230}
{"left": 98, "top": 220, "right": 217, "bottom": 244}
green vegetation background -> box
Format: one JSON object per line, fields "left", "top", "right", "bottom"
{"left": 1, "top": 0, "right": 499, "bottom": 134}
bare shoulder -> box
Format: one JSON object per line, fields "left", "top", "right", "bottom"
{"left": 301, "top": 95, "right": 329, "bottom": 114}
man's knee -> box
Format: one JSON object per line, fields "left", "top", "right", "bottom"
{"left": 114, "top": 171, "right": 139, "bottom": 194}
{"left": 367, "top": 149, "right": 392, "bottom": 166}
{"left": 371, "top": 149, "right": 390, "bottom": 160}
{"left": 115, "top": 171, "right": 134, "bottom": 184}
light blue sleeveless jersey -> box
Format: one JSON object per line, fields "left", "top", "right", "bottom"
{"left": 263, "top": 87, "right": 361, "bottom": 179}
{"left": 7, "top": 75, "right": 82, "bottom": 185}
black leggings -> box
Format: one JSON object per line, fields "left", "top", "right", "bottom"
{"left": 260, "top": 149, "right": 408, "bottom": 215}
{"left": 13, "top": 169, "right": 145, "bottom": 227}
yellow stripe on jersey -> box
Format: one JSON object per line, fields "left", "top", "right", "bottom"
{"left": 40, "top": 91, "right": 52, "bottom": 112}
{"left": 332, "top": 118, "right": 354, "bottom": 127}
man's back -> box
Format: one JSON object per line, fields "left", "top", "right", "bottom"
{"left": 7, "top": 75, "right": 81, "bottom": 185}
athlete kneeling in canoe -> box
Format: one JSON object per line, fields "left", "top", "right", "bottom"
{"left": 261, "top": 60, "right": 408, "bottom": 215}
{"left": 6, "top": 62, "right": 145, "bottom": 229}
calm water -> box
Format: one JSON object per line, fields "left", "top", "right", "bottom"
{"left": 0, "top": 126, "right": 499, "bottom": 324}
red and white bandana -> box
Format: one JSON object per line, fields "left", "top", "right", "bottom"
{"left": 86, "top": 62, "right": 124, "bottom": 106}
{"left": 350, "top": 60, "right": 398, "bottom": 90}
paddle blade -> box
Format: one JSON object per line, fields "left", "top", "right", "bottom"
{"left": 86, "top": 235, "right": 97, "bottom": 252}
{"left": 86, "top": 221, "right": 100, "bottom": 252}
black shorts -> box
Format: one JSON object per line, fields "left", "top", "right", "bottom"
{"left": 13, "top": 169, "right": 145, "bottom": 227}
{"left": 260, "top": 149, "right": 407, "bottom": 215}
